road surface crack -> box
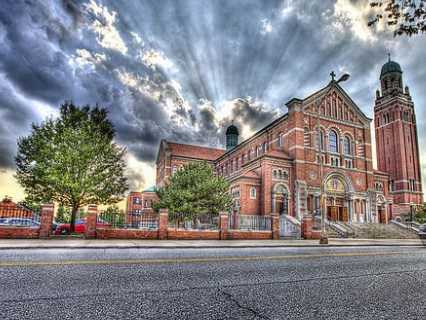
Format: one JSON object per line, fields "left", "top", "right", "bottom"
{"left": 1, "top": 268, "right": 425, "bottom": 305}
{"left": 218, "top": 288, "right": 271, "bottom": 320}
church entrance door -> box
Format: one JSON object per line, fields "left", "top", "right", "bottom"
{"left": 327, "top": 206, "right": 349, "bottom": 222}
{"left": 378, "top": 207, "right": 386, "bottom": 224}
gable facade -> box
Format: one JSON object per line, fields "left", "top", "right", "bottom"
{"left": 154, "top": 66, "right": 422, "bottom": 224}
{"left": 211, "top": 81, "right": 390, "bottom": 223}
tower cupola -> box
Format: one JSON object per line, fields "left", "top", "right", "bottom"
{"left": 380, "top": 55, "right": 403, "bottom": 96}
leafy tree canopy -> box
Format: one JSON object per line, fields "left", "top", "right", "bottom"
{"left": 56, "top": 205, "right": 71, "bottom": 223}
{"left": 102, "top": 204, "right": 124, "bottom": 216}
{"left": 17, "top": 197, "right": 41, "bottom": 213}
{"left": 15, "top": 102, "right": 128, "bottom": 232}
{"left": 154, "top": 161, "right": 232, "bottom": 223}
{"left": 100, "top": 204, "right": 125, "bottom": 227}
{"left": 368, "top": 0, "right": 426, "bottom": 36}
{"left": 415, "top": 203, "right": 426, "bottom": 223}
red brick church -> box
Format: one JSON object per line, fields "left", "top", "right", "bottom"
{"left": 153, "top": 59, "right": 422, "bottom": 224}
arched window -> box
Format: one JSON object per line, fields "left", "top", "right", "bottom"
{"left": 329, "top": 130, "right": 339, "bottom": 153}
{"left": 250, "top": 187, "right": 257, "bottom": 199}
{"left": 343, "top": 136, "right": 351, "bottom": 155}
{"left": 317, "top": 130, "right": 325, "bottom": 151}
{"left": 277, "top": 133, "right": 283, "bottom": 147}
{"left": 283, "top": 171, "right": 289, "bottom": 180}
{"left": 262, "top": 142, "right": 267, "bottom": 153}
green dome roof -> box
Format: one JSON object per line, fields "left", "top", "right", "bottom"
{"left": 226, "top": 124, "right": 239, "bottom": 135}
{"left": 380, "top": 60, "right": 402, "bottom": 78}
{"left": 143, "top": 186, "right": 156, "bottom": 192}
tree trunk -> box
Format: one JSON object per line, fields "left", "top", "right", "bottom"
{"left": 70, "top": 205, "right": 79, "bottom": 233}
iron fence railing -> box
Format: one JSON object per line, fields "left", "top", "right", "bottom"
{"left": 98, "top": 212, "right": 158, "bottom": 230}
{"left": 228, "top": 214, "right": 271, "bottom": 231}
{"left": 0, "top": 208, "right": 40, "bottom": 227}
{"left": 168, "top": 213, "right": 219, "bottom": 230}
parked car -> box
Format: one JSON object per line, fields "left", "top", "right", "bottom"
{"left": 54, "top": 218, "right": 111, "bottom": 235}
{"left": 418, "top": 224, "right": 426, "bottom": 239}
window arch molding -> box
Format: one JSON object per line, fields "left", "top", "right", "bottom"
{"left": 328, "top": 129, "right": 339, "bottom": 153}
{"left": 343, "top": 134, "right": 353, "bottom": 155}
{"left": 249, "top": 187, "right": 257, "bottom": 199}
{"left": 272, "top": 183, "right": 290, "bottom": 196}
{"left": 277, "top": 132, "right": 284, "bottom": 148}
{"left": 315, "top": 127, "right": 326, "bottom": 151}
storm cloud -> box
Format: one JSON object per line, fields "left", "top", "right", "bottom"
{"left": 0, "top": 0, "right": 425, "bottom": 191}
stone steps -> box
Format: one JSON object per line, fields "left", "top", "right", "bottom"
{"left": 346, "top": 223, "right": 419, "bottom": 239}
{"left": 325, "top": 225, "right": 342, "bottom": 238}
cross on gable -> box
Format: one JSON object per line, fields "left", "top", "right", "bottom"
{"left": 330, "top": 71, "right": 336, "bottom": 81}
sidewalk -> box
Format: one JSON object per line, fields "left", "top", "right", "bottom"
{"left": 0, "top": 238, "right": 424, "bottom": 249}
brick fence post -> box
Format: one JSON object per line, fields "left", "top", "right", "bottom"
{"left": 219, "top": 212, "right": 228, "bottom": 240}
{"left": 158, "top": 209, "right": 168, "bottom": 240}
{"left": 301, "top": 215, "right": 313, "bottom": 239}
{"left": 271, "top": 214, "right": 280, "bottom": 240}
{"left": 85, "top": 205, "right": 97, "bottom": 239}
{"left": 39, "top": 203, "right": 54, "bottom": 238}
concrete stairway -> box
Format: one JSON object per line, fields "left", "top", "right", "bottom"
{"left": 345, "top": 223, "right": 419, "bottom": 239}
{"left": 325, "top": 224, "right": 343, "bottom": 238}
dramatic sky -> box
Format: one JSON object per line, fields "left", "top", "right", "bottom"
{"left": 0, "top": 0, "right": 425, "bottom": 202}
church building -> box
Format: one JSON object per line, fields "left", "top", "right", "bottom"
{"left": 155, "top": 59, "right": 423, "bottom": 224}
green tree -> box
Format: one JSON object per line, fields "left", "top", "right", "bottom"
{"left": 154, "top": 161, "right": 232, "bottom": 225}
{"left": 15, "top": 102, "right": 128, "bottom": 232}
{"left": 100, "top": 204, "right": 125, "bottom": 227}
{"left": 368, "top": 0, "right": 426, "bottom": 36}
{"left": 415, "top": 203, "right": 426, "bottom": 223}
{"left": 56, "top": 205, "right": 71, "bottom": 223}
{"left": 16, "top": 197, "right": 41, "bottom": 213}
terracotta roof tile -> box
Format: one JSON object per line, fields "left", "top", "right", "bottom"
{"left": 167, "top": 141, "right": 225, "bottom": 161}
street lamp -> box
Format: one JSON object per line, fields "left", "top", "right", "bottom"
{"left": 317, "top": 72, "right": 350, "bottom": 245}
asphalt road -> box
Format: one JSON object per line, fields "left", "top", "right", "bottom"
{"left": 0, "top": 246, "right": 425, "bottom": 320}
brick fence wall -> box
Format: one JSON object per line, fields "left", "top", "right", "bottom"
{"left": 224, "top": 230, "right": 272, "bottom": 240}
{"left": 92, "top": 209, "right": 284, "bottom": 240}
{"left": 96, "top": 228, "right": 158, "bottom": 240}
{"left": 0, "top": 227, "right": 40, "bottom": 239}
{"left": 0, "top": 205, "right": 309, "bottom": 240}
{"left": 0, "top": 203, "right": 54, "bottom": 239}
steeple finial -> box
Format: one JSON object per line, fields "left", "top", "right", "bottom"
{"left": 330, "top": 71, "right": 336, "bottom": 81}
{"left": 388, "top": 52, "right": 391, "bottom": 62}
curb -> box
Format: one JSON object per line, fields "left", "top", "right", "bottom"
{"left": 0, "top": 243, "right": 424, "bottom": 250}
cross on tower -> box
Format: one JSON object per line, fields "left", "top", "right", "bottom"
{"left": 330, "top": 71, "right": 336, "bottom": 81}
{"left": 387, "top": 52, "right": 391, "bottom": 62}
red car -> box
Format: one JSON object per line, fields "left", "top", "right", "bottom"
{"left": 54, "top": 218, "right": 111, "bottom": 235}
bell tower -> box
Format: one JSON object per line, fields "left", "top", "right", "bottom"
{"left": 374, "top": 56, "right": 423, "bottom": 217}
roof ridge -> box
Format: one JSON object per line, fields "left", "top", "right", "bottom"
{"left": 166, "top": 140, "right": 225, "bottom": 151}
